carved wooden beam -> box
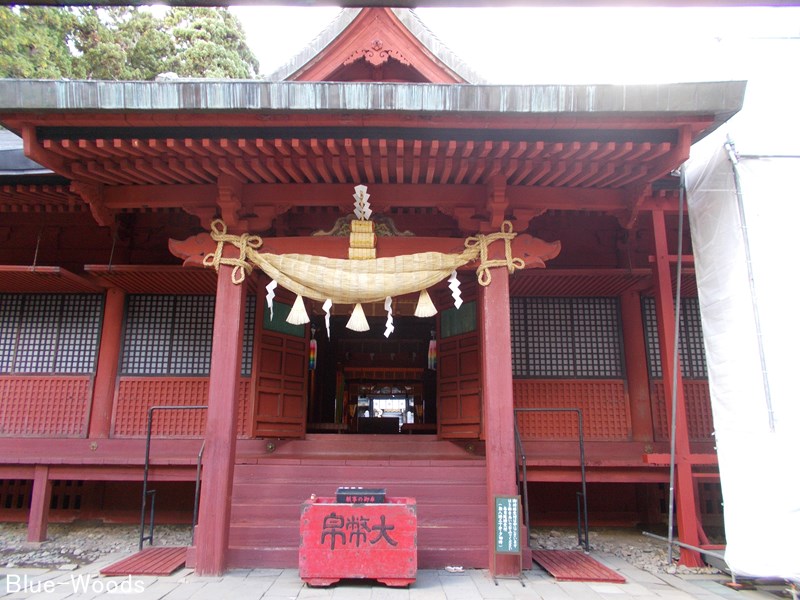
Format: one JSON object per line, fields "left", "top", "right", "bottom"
{"left": 169, "top": 229, "right": 561, "bottom": 271}
{"left": 70, "top": 181, "right": 114, "bottom": 228}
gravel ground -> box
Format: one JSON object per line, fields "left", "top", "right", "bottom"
{"left": 0, "top": 522, "right": 720, "bottom": 575}
{"left": 0, "top": 523, "right": 192, "bottom": 570}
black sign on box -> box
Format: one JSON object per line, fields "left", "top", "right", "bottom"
{"left": 335, "top": 486, "right": 386, "bottom": 504}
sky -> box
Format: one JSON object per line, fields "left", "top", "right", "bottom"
{"left": 229, "top": 6, "right": 800, "bottom": 84}
{"left": 228, "top": 6, "right": 800, "bottom": 154}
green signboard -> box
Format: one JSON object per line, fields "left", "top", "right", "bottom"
{"left": 494, "top": 495, "right": 521, "bottom": 554}
{"left": 440, "top": 300, "right": 476, "bottom": 339}
{"left": 263, "top": 301, "right": 305, "bottom": 338}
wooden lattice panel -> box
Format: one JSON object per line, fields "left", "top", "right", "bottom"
{"left": 0, "top": 376, "right": 90, "bottom": 437}
{"left": 651, "top": 380, "right": 713, "bottom": 442}
{"left": 113, "top": 377, "right": 251, "bottom": 438}
{"left": 0, "top": 479, "right": 31, "bottom": 510}
{"left": 513, "top": 380, "right": 630, "bottom": 441}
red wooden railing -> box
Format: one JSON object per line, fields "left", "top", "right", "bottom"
{"left": 513, "top": 380, "right": 630, "bottom": 441}
{"left": 113, "top": 377, "right": 251, "bottom": 438}
{"left": 0, "top": 376, "right": 91, "bottom": 437}
{"left": 651, "top": 380, "right": 713, "bottom": 441}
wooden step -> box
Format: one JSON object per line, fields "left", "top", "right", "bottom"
{"left": 226, "top": 450, "right": 488, "bottom": 570}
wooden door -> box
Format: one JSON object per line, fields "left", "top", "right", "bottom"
{"left": 437, "top": 330, "right": 482, "bottom": 439}
{"left": 251, "top": 303, "right": 308, "bottom": 438}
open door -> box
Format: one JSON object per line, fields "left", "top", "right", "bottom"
{"left": 251, "top": 301, "right": 308, "bottom": 438}
{"left": 437, "top": 301, "right": 482, "bottom": 439}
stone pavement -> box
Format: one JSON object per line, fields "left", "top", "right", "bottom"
{"left": 0, "top": 551, "right": 781, "bottom": 600}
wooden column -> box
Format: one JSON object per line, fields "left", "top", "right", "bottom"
{"left": 194, "top": 260, "right": 247, "bottom": 576}
{"left": 88, "top": 287, "right": 125, "bottom": 439}
{"left": 479, "top": 266, "right": 519, "bottom": 576}
{"left": 27, "top": 465, "right": 52, "bottom": 542}
{"left": 620, "top": 291, "right": 654, "bottom": 443}
{"left": 651, "top": 210, "right": 703, "bottom": 567}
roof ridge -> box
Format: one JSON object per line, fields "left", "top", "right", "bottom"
{"left": 264, "top": 7, "right": 485, "bottom": 84}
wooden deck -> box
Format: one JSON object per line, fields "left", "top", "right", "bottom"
{"left": 531, "top": 550, "right": 626, "bottom": 583}
{"left": 100, "top": 546, "right": 187, "bottom": 576}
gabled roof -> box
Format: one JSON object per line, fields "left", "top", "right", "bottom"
{"left": 266, "top": 8, "right": 485, "bottom": 84}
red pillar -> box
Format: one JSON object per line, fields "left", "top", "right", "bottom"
{"left": 479, "top": 266, "right": 519, "bottom": 576}
{"left": 651, "top": 210, "right": 703, "bottom": 567}
{"left": 620, "top": 291, "right": 654, "bottom": 443}
{"left": 88, "top": 287, "right": 125, "bottom": 439}
{"left": 27, "top": 465, "right": 52, "bottom": 542}
{"left": 194, "top": 260, "right": 246, "bottom": 576}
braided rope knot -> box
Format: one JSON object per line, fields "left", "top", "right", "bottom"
{"left": 464, "top": 221, "right": 525, "bottom": 286}
{"left": 202, "top": 219, "right": 263, "bottom": 285}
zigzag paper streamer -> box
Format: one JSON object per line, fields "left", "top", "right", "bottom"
{"left": 265, "top": 279, "right": 278, "bottom": 320}
{"left": 323, "top": 298, "right": 332, "bottom": 339}
{"left": 384, "top": 296, "right": 394, "bottom": 338}
{"left": 448, "top": 270, "right": 463, "bottom": 309}
{"left": 353, "top": 184, "right": 372, "bottom": 220}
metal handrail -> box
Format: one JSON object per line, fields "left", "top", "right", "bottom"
{"left": 513, "top": 407, "right": 589, "bottom": 551}
{"left": 139, "top": 405, "right": 208, "bottom": 551}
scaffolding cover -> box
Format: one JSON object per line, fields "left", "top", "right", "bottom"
{"left": 686, "top": 141, "right": 800, "bottom": 581}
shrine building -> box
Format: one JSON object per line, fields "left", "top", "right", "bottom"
{"left": 0, "top": 8, "right": 746, "bottom": 576}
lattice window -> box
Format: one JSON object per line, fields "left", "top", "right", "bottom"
{"left": 0, "top": 294, "right": 102, "bottom": 374}
{"left": 55, "top": 295, "right": 103, "bottom": 373}
{"left": 241, "top": 296, "right": 255, "bottom": 377}
{"left": 0, "top": 295, "right": 22, "bottom": 373}
{"left": 510, "top": 297, "right": 623, "bottom": 378}
{"left": 171, "top": 296, "right": 215, "bottom": 376}
{"left": 121, "top": 295, "right": 174, "bottom": 375}
{"left": 642, "top": 296, "right": 708, "bottom": 379}
{"left": 121, "top": 294, "right": 256, "bottom": 377}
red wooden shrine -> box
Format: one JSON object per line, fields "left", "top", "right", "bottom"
{"left": 0, "top": 8, "right": 745, "bottom": 576}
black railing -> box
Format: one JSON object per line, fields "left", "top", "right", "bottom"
{"left": 513, "top": 407, "right": 589, "bottom": 551}
{"left": 139, "top": 405, "right": 208, "bottom": 551}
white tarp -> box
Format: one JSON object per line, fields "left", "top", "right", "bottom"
{"left": 686, "top": 140, "right": 800, "bottom": 581}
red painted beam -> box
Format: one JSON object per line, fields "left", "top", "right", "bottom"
{"left": 643, "top": 453, "right": 718, "bottom": 465}
{"left": 479, "top": 265, "right": 519, "bottom": 577}
{"left": 621, "top": 291, "right": 655, "bottom": 442}
{"left": 27, "top": 465, "right": 52, "bottom": 542}
{"left": 88, "top": 287, "right": 125, "bottom": 438}
{"left": 194, "top": 248, "right": 247, "bottom": 576}
{"left": 651, "top": 209, "right": 703, "bottom": 568}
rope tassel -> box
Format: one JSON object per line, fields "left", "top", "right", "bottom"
{"left": 346, "top": 303, "right": 370, "bottom": 332}
{"left": 286, "top": 294, "right": 310, "bottom": 325}
{"left": 414, "top": 289, "right": 437, "bottom": 318}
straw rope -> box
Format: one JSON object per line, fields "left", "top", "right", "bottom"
{"left": 202, "top": 220, "right": 263, "bottom": 284}
{"left": 465, "top": 221, "right": 525, "bottom": 286}
{"left": 203, "top": 219, "right": 524, "bottom": 296}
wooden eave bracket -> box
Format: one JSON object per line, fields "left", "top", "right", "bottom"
{"left": 614, "top": 185, "right": 651, "bottom": 229}
{"left": 510, "top": 207, "right": 547, "bottom": 233}
{"left": 70, "top": 181, "right": 114, "bottom": 228}
{"left": 441, "top": 205, "right": 481, "bottom": 233}
{"left": 21, "top": 124, "right": 67, "bottom": 175}
{"left": 216, "top": 175, "right": 242, "bottom": 227}
{"left": 484, "top": 176, "right": 508, "bottom": 231}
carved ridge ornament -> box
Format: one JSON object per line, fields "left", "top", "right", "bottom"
{"left": 343, "top": 39, "right": 411, "bottom": 68}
